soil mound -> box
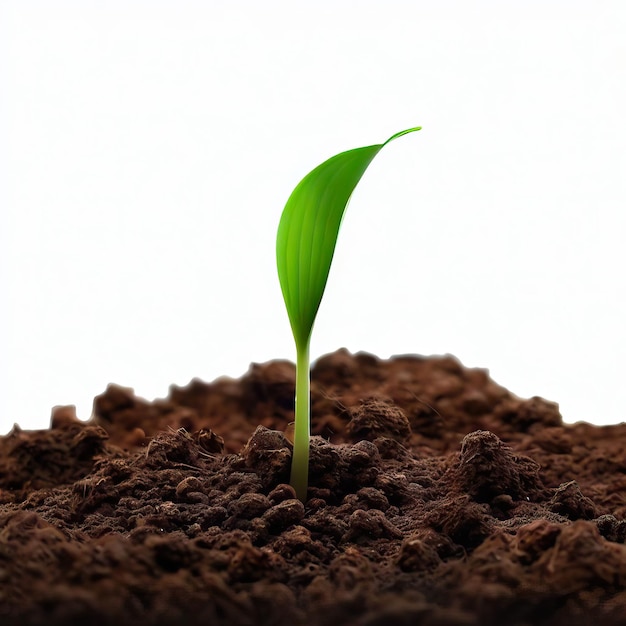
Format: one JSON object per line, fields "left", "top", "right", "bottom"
{"left": 2, "top": 349, "right": 626, "bottom": 625}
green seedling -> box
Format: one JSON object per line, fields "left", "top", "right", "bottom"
{"left": 276, "top": 127, "right": 421, "bottom": 501}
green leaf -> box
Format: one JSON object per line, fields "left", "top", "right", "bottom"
{"left": 276, "top": 127, "right": 421, "bottom": 350}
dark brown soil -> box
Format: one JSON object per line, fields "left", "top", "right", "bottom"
{"left": 2, "top": 349, "right": 626, "bottom": 625}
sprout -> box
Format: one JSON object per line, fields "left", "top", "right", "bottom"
{"left": 276, "top": 127, "right": 421, "bottom": 501}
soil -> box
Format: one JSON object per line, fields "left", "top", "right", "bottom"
{"left": 2, "top": 348, "right": 626, "bottom": 626}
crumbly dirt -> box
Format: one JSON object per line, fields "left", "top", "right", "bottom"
{"left": 2, "top": 349, "right": 626, "bottom": 625}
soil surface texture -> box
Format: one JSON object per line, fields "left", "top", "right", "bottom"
{"left": 2, "top": 349, "right": 626, "bottom": 626}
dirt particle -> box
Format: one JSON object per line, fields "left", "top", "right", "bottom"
{"left": 268, "top": 483, "right": 297, "bottom": 504}
{"left": 198, "top": 506, "right": 228, "bottom": 529}
{"left": 397, "top": 535, "right": 441, "bottom": 572}
{"left": 495, "top": 395, "right": 563, "bottom": 432}
{"left": 427, "top": 496, "right": 494, "bottom": 549}
{"left": 374, "top": 471, "right": 410, "bottom": 503}
{"left": 454, "top": 430, "right": 543, "bottom": 502}
{"left": 175, "top": 476, "right": 205, "bottom": 499}
{"left": 329, "top": 546, "right": 374, "bottom": 590}
{"left": 227, "top": 540, "right": 284, "bottom": 584}
{"left": 241, "top": 426, "right": 291, "bottom": 488}
{"left": 550, "top": 481, "right": 598, "bottom": 520}
{"left": 461, "top": 390, "right": 491, "bottom": 416}
{"left": 192, "top": 428, "right": 225, "bottom": 454}
{"left": 595, "top": 515, "right": 626, "bottom": 543}
{"left": 50, "top": 405, "right": 81, "bottom": 429}
{"left": 344, "top": 508, "right": 403, "bottom": 542}
{"left": 533, "top": 426, "right": 573, "bottom": 454}
{"left": 512, "top": 518, "right": 561, "bottom": 563}
{"left": 373, "top": 436, "right": 411, "bottom": 460}
{"left": 303, "top": 509, "right": 349, "bottom": 540}
{"left": 147, "top": 533, "right": 195, "bottom": 572}
{"left": 227, "top": 493, "right": 272, "bottom": 519}
{"left": 0, "top": 423, "right": 109, "bottom": 492}
{"left": 263, "top": 499, "right": 305, "bottom": 532}
{"left": 312, "top": 348, "right": 359, "bottom": 384}
{"left": 308, "top": 438, "right": 342, "bottom": 493}
{"left": 347, "top": 398, "right": 411, "bottom": 444}
{"left": 354, "top": 487, "right": 390, "bottom": 512}
{"left": 241, "top": 360, "right": 295, "bottom": 411}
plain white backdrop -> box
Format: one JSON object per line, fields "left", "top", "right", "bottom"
{"left": 1, "top": 0, "right": 625, "bottom": 432}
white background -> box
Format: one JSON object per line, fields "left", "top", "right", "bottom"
{"left": 1, "top": 0, "right": 625, "bottom": 433}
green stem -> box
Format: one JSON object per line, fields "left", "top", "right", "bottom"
{"left": 290, "top": 338, "right": 310, "bottom": 501}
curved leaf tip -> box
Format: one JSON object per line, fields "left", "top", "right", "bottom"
{"left": 384, "top": 126, "right": 422, "bottom": 146}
